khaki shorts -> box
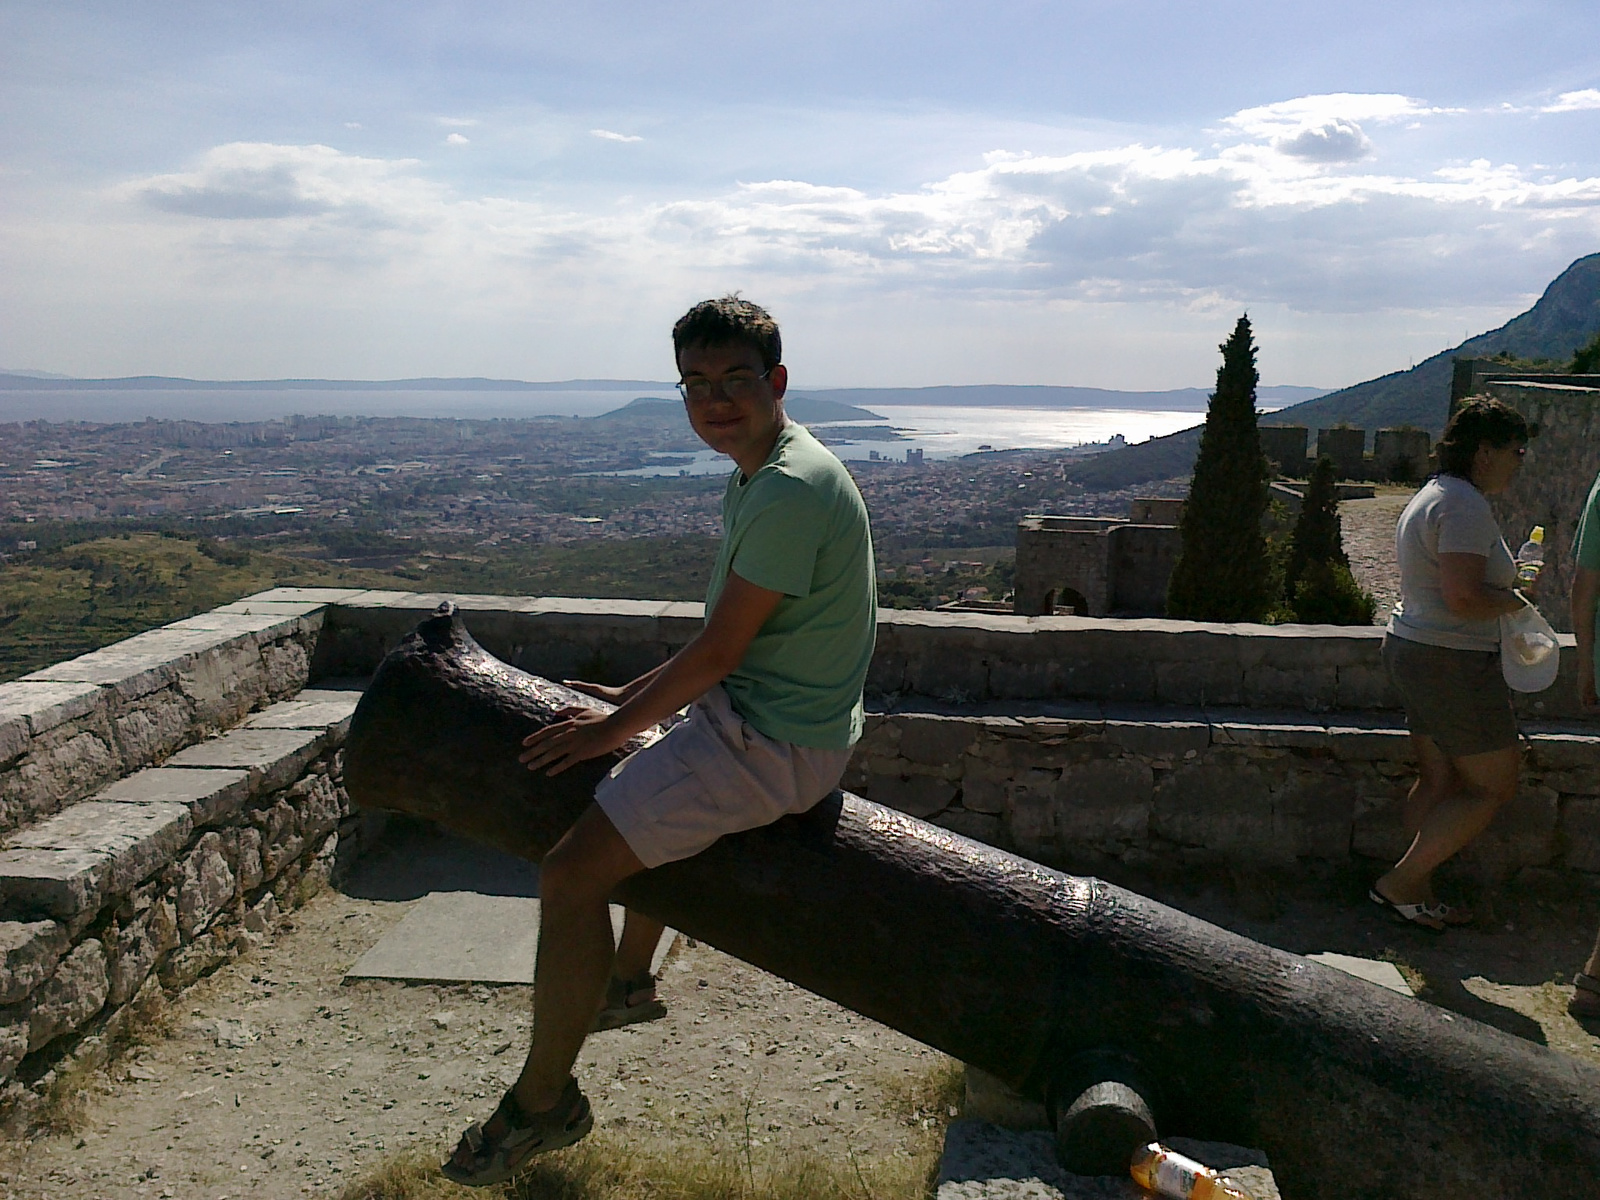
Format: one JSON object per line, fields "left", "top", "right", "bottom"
{"left": 1381, "top": 633, "right": 1519, "bottom": 759}
{"left": 594, "top": 685, "right": 852, "bottom": 869}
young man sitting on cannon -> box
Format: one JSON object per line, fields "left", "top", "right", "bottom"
{"left": 443, "top": 295, "right": 878, "bottom": 1186}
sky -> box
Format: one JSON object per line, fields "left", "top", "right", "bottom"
{"left": 2, "top": 1, "right": 1599, "bottom": 390}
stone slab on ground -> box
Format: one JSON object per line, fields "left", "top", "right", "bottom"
{"left": 163, "top": 726, "right": 327, "bottom": 793}
{"left": 1306, "top": 951, "right": 1415, "bottom": 996}
{"left": 936, "top": 1121, "right": 1278, "bottom": 1200}
{"left": 97, "top": 767, "right": 252, "bottom": 826}
{"left": 344, "top": 891, "right": 677, "bottom": 985}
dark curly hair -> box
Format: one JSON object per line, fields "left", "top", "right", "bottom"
{"left": 672, "top": 295, "right": 781, "bottom": 371}
{"left": 1436, "top": 396, "right": 1532, "bottom": 478}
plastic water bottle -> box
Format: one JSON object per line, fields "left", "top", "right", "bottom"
{"left": 1516, "top": 525, "right": 1545, "bottom": 586}
{"left": 1129, "top": 1143, "right": 1251, "bottom": 1200}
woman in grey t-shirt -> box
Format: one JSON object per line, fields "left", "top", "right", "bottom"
{"left": 1374, "top": 398, "right": 1536, "bottom": 930}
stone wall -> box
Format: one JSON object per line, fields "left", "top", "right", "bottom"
{"left": 0, "top": 598, "right": 365, "bottom": 1131}
{"left": 1488, "top": 380, "right": 1600, "bottom": 633}
{"left": 842, "top": 705, "right": 1600, "bottom": 889}
{"left": 0, "top": 603, "right": 320, "bottom": 835}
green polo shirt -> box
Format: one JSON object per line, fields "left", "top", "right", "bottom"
{"left": 706, "top": 422, "right": 876, "bottom": 749}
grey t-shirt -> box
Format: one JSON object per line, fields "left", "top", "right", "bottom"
{"left": 1388, "top": 474, "right": 1515, "bottom": 651}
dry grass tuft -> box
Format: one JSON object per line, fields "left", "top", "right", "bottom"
{"left": 878, "top": 1055, "right": 964, "bottom": 1127}
{"left": 32, "top": 1059, "right": 95, "bottom": 1138}
{"left": 337, "top": 1131, "right": 936, "bottom": 1200}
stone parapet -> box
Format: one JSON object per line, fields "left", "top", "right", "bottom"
{"left": 303, "top": 589, "right": 1593, "bottom": 720}
{"left": 0, "top": 606, "right": 320, "bottom": 834}
{"left": 0, "top": 687, "right": 365, "bottom": 1123}
{"left": 843, "top": 704, "right": 1600, "bottom": 888}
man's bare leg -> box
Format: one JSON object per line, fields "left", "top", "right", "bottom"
{"left": 613, "top": 911, "right": 666, "bottom": 980}
{"left": 505, "top": 806, "right": 644, "bottom": 1123}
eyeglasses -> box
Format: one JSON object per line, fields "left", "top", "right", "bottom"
{"left": 677, "top": 368, "right": 773, "bottom": 404}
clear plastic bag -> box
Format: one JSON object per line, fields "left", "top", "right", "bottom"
{"left": 1501, "top": 604, "right": 1560, "bottom": 693}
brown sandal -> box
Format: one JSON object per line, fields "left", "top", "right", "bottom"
{"left": 441, "top": 1077, "right": 592, "bottom": 1187}
{"left": 592, "top": 970, "right": 667, "bottom": 1032}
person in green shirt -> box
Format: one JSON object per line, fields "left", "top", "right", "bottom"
{"left": 1565, "top": 468, "right": 1600, "bottom": 1024}
{"left": 443, "top": 297, "right": 876, "bottom": 1187}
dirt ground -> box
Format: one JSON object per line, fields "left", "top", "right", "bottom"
{"left": 0, "top": 824, "right": 951, "bottom": 1200}
{"left": 1335, "top": 487, "right": 1411, "bottom": 623}
{"left": 4, "top": 810, "right": 1600, "bottom": 1200}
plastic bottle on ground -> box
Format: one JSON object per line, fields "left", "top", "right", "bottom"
{"left": 1516, "top": 525, "right": 1545, "bottom": 586}
{"left": 1129, "top": 1142, "right": 1251, "bottom": 1200}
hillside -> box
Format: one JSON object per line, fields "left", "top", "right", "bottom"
{"left": 792, "top": 383, "right": 1324, "bottom": 410}
{"left": 595, "top": 395, "right": 883, "bottom": 423}
{"left": 1066, "top": 251, "right": 1600, "bottom": 491}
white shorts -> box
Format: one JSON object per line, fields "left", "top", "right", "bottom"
{"left": 594, "top": 685, "right": 851, "bottom": 869}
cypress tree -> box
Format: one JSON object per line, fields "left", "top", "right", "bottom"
{"left": 1166, "top": 315, "right": 1272, "bottom": 621}
{"left": 1284, "top": 454, "right": 1346, "bottom": 597}
{"left": 1285, "top": 455, "right": 1375, "bottom": 624}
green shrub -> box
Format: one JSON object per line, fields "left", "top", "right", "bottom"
{"left": 1290, "top": 561, "right": 1375, "bottom": 625}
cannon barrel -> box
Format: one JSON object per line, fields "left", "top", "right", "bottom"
{"left": 344, "top": 609, "right": 1600, "bottom": 1200}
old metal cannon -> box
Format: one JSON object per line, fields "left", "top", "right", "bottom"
{"left": 344, "top": 607, "right": 1600, "bottom": 1200}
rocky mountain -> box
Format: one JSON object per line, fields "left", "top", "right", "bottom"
{"left": 1065, "top": 251, "right": 1600, "bottom": 491}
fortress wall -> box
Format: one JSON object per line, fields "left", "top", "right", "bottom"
{"left": 4, "top": 585, "right": 1600, "bottom": 1120}
{"left": 1487, "top": 380, "right": 1600, "bottom": 633}
{"left": 842, "top": 707, "right": 1600, "bottom": 891}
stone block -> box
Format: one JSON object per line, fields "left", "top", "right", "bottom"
{"left": 26, "top": 938, "right": 107, "bottom": 1052}
{"left": 1005, "top": 769, "right": 1060, "bottom": 859}
{"left": 177, "top": 832, "right": 236, "bottom": 939}
{"left": 260, "top": 639, "right": 312, "bottom": 699}
{"left": 865, "top": 773, "right": 957, "bottom": 819}
{"left": 1101, "top": 712, "right": 1210, "bottom": 758}
{"left": 159, "top": 928, "right": 234, "bottom": 990}
{"left": 0, "top": 802, "right": 192, "bottom": 919}
{"left": 177, "top": 636, "right": 270, "bottom": 729}
{"left": 0, "top": 1020, "right": 25, "bottom": 1084}
{"left": 257, "top": 799, "right": 304, "bottom": 877}
{"left": 239, "top": 586, "right": 370, "bottom": 605}
{"left": 209, "top": 599, "right": 329, "bottom": 618}
{"left": 1054, "top": 758, "right": 1153, "bottom": 849}
{"left": 934, "top": 809, "right": 1004, "bottom": 847}
{"left": 110, "top": 690, "right": 192, "bottom": 764}
{"left": 1152, "top": 759, "right": 1283, "bottom": 857}
{"left": 0, "top": 680, "right": 104, "bottom": 744}
{"left": 295, "top": 774, "right": 344, "bottom": 842}
{"left": 245, "top": 691, "right": 362, "bottom": 740}
{"left": 0, "top": 725, "right": 122, "bottom": 834}
{"left": 1539, "top": 766, "right": 1600, "bottom": 795}
{"left": 1272, "top": 772, "right": 1355, "bottom": 860}
{"left": 98, "top": 767, "right": 251, "bottom": 826}
{"left": 1562, "top": 797, "right": 1600, "bottom": 873}
{"left": 1206, "top": 711, "right": 1331, "bottom": 750}
{"left": 1154, "top": 659, "right": 1245, "bottom": 707}
{"left": 960, "top": 759, "right": 1010, "bottom": 814}
{"left": 897, "top": 715, "right": 980, "bottom": 767}
{"left": 107, "top": 899, "right": 178, "bottom": 1006}
{"left": 19, "top": 637, "right": 183, "bottom": 702}
{"left": 1242, "top": 664, "right": 1337, "bottom": 711}
{"left": 1527, "top": 732, "right": 1600, "bottom": 770}
{"left": 1329, "top": 723, "right": 1412, "bottom": 762}
{"left": 0, "top": 920, "right": 70, "bottom": 1006}
{"left": 1352, "top": 795, "right": 1413, "bottom": 863}
{"left": 236, "top": 827, "right": 264, "bottom": 892}
{"left": 164, "top": 726, "right": 327, "bottom": 793}
{"left": 1460, "top": 785, "right": 1560, "bottom": 878}
{"left": 1335, "top": 663, "right": 1398, "bottom": 710}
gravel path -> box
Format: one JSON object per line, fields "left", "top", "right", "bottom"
{"left": 1338, "top": 488, "right": 1411, "bottom": 623}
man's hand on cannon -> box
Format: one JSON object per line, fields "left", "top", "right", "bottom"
{"left": 519, "top": 705, "right": 632, "bottom": 776}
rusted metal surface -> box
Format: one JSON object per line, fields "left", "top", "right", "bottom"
{"left": 344, "top": 607, "right": 1600, "bottom": 1200}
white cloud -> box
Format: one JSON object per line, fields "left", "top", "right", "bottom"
{"left": 1276, "top": 118, "right": 1373, "bottom": 163}
{"left": 1223, "top": 93, "right": 1451, "bottom": 140}
{"left": 1544, "top": 88, "right": 1600, "bottom": 113}
{"left": 591, "top": 129, "right": 643, "bottom": 143}
{"left": 446, "top": 133, "right": 470, "bottom": 146}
